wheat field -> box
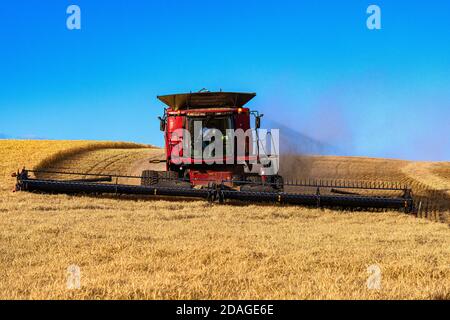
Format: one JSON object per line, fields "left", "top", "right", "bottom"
{"left": 0, "top": 140, "right": 449, "bottom": 299}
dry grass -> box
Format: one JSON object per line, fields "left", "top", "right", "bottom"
{"left": 433, "top": 164, "right": 450, "bottom": 181}
{"left": 0, "top": 140, "right": 150, "bottom": 190}
{"left": 35, "top": 141, "right": 151, "bottom": 172}
{"left": 0, "top": 140, "right": 449, "bottom": 299}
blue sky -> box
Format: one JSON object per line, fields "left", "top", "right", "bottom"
{"left": 0, "top": 0, "right": 449, "bottom": 160}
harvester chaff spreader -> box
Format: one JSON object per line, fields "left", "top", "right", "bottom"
{"left": 13, "top": 91, "right": 414, "bottom": 212}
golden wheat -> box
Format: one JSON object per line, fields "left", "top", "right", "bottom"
{"left": 0, "top": 140, "right": 449, "bottom": 299}
{"left": 0, "top": 140, "right": 150, "bottom": 190}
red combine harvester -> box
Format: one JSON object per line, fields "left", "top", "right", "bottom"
{"left": 13, "top": 90, "right": 414, "bottom": 212}
{"left": 141, "top": 91, "right": 283, "bottom": 192}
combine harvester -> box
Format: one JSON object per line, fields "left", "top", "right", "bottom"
{"left": 13, "top": 91, "right": 414, "bottom": 212}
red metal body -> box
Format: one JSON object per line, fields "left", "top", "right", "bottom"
{"left": 163, "top": 107, "right": 253, "bottom": 186}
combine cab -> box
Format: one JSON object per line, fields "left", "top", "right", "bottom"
{"left": 13, "top": 90, "right": 415, "bottom": 212}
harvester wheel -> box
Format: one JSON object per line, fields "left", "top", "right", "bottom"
{"left": 240, "top": 174, "right": 284, "bottom": 192}
{"left": 141, "top": 170, "right": 191, "bottom": 188}
{"left": 272, "top": 175, "right": 284, "bottom": 191}
{"left": 141, "top": 170, "right": 158, "bottom": 186}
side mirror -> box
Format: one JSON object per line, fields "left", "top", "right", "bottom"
{"left": 158, "top": 117, "right": 165, "bottom": 131}
{"left": 255, "top": 114, "right": 263, "bottom": 129}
